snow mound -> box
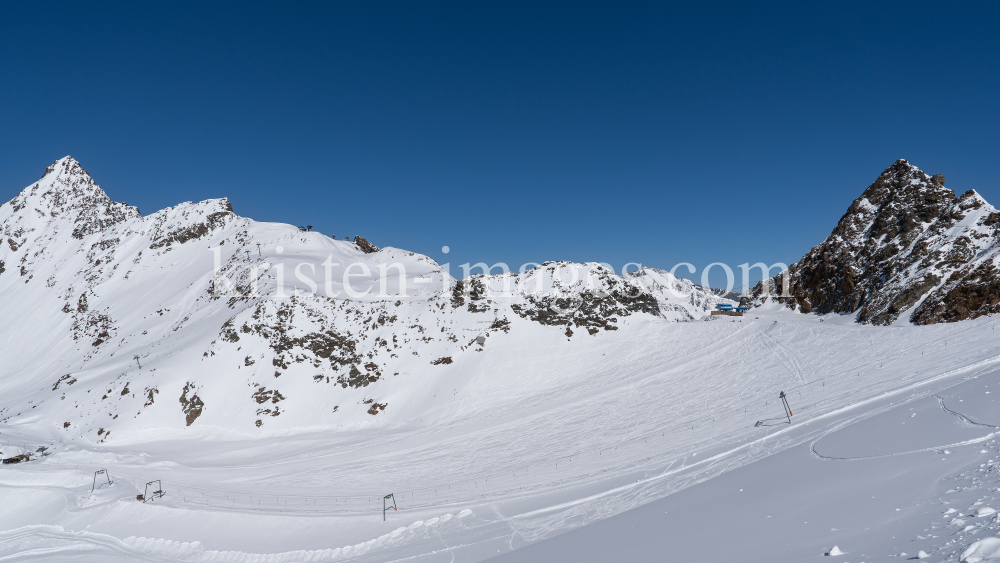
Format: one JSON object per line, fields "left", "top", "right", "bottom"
{"left": 963, "top": 537, "right": 1000, "bottom": 562}
{"left": 826, "top": 545, "right": 845, "bottom": 556}
{"left": 977, "top": 507, "right": 997, "bottom": 517}
{"left": 123, "top": 537, "right": 204, "bottom": 558}
{"left": 917, "top": 550, "right": 930, "bottom": 559}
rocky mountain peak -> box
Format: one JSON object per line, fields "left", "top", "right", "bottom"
{"left": 32, "top": 156, "right": 113, "bottom": 207}
{"left": 752, "top": 159, "right": 1000, "bottom": 325}
{"left": 3, "top": 156, "right": 140, "bottom": 240}
{"left": 41, "top": 155, "right": 89, "bottom": 181}
{"left": 833, "top": 160, "right": 955, "bottom": 243}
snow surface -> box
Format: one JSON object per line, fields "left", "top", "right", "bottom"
{"left": 488, "top": 316, "right": 1000, "bottom": 562}
{"left": 964, "top": 538, "right": 1000, "bottom": 562}
{"left": 2, "top": 157, "right": 1000, "bottom": 561}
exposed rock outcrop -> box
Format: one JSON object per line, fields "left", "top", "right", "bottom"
{"left": 353, "top": 235, "right": 379, "bottom": 254}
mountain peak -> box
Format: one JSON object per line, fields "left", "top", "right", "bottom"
{"left": 41, "top": 156, "right": 88, "bottom": 182}
{"left": 877, "top": 158, "right": 920, "bottom": 179}
{"left": 3, "top": 156, "right": 140, "bottom": 240}
{"left": 884, "top": 160, "right": 944, "bottom": 189}
{"left": 870, "top": 159, "right": 940, "bottom": 191}
{"left": 34, "top": 156, "right": 102, "bottom": 199}
{"left": 752, "top": 159, "right": 1000, "bottom": 325}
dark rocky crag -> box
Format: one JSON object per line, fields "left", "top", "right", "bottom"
{"left": 353, "top": 235, "right": 379, "bottom": 254}
{"left": 751, "top": 159, "right": 1000, "bottom": 325}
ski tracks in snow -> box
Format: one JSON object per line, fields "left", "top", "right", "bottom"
{"left": 809, "top": 385, "right": 1000, "bottom": 463}
{"left": 0, "top": 511, "right": 483, "bottom": 563}
{"left": 760, "top": 328, "right": 809, "bottom": 386}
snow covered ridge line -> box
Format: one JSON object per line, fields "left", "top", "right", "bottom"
{"left": 208, "top": 247, "right": 792, "bottom": 302}
{"left": 0, "top": 156, "right": 745, "bottom": 436}
{"left": 446, "top": 259, "right": 790, "bottom": 299}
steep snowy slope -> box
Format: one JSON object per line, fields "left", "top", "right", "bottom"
{"left": 0, "top": 156, "right": 732, "bottom": 438}
{"left": 751, "top": 159, "right": 1000, "bottom": 325}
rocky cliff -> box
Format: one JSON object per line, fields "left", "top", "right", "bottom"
{"left": 751, "top": 159, "right": 1000, "bottom": 325}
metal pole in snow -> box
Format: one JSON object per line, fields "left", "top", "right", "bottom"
{"left": 779, "top": 391, "right": 792, "bottom": 423}
{"left": 383, "top": 493, "right": 396, "bottom": 521}
{"left": 256, "top": 243, "right": 262, "bottom": 257}
{"left": 134, "top": 355, "right": 141, "bottom": 369}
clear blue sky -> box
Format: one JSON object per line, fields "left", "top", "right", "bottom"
{"left": 1, "top": 2, "right": 998, "bottom": 288}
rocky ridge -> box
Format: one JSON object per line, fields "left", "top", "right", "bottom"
{"left": 0, "top": 157, "right": 732, "bottom": 438}
{"left": 751, "top": 159, "right": 1000, "bottom": 325}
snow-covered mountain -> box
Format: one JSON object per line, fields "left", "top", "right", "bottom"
{"left": 751, "top": 159, "right": 1000, "bottom": 324}
{"left": 5, "top": 157, "right": 1000, "bottom": 563}
{"left": 0, "top": 157, "right": 732, "bottom": 437}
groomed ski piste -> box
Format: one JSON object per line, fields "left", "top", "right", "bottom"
{"left": 4, "top": 306, "right": 1000, "bottom": 562}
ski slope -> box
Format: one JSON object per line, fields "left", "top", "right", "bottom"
{"left": 3, "top": 304, "right": 1000, "bottom": 562}
{"left": 495, "top": 363, "right": 1000, "bottom": 562}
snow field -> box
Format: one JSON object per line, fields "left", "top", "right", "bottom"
{"left": 5, "top": 306, "right": 1000, "bottom": 561}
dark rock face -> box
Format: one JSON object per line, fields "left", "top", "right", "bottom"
{"left": 505, "top": 262, "right": 658, "bottom": 332}
{"left": 353, "top": 235, "right": 379, "bottom": 254}
{"left": 150, "top": 208, "right": 232, "bottom": 249}
{"left": 511, "top": 285, "right": 656, "bottom": 330}
{"left": 751, "top": 159, "right": 1000, "bottom": 325}
{"left": 179, "top": 382, "right": 204, "bottom": 426}
{"left": 910, "top": 262, "right": 1000, "bottom": 324}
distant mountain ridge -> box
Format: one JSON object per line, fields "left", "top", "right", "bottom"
{"left": 751, "top": 159, "right": 1000, "bottom": 324}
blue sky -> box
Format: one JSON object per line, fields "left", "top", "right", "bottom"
{"left": 1, "top": 2, "right": 998, "bottom": 288}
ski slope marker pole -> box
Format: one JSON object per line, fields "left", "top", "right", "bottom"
{"left": 383, "top": 493, "right": 397, "bottom": 521}
{"left": 779, "top": 391, "right": 792, "bottom": 423}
